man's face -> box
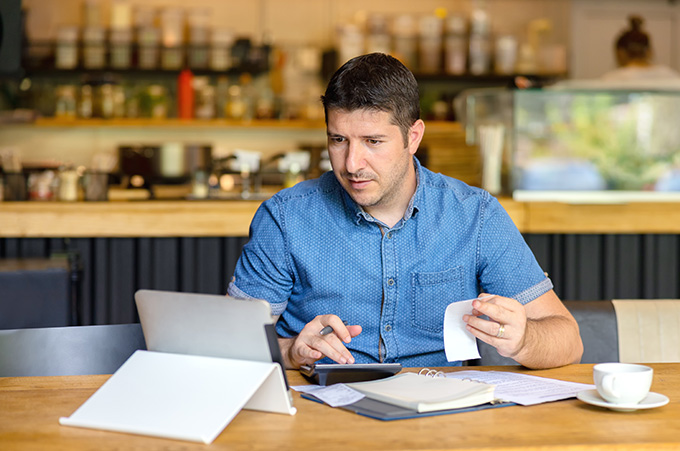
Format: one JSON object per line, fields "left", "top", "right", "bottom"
{"left": 326, "top": 108, "right": 423, "bottom": 219}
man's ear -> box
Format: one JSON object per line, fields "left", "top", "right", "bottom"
{"left": 407, "top": 119, "right": 425, "bottom": 156}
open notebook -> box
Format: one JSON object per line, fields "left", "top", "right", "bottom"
{"left": 301, "top": 370, "right": 509, "bottom": 421}
{"left": 347, "top": 372, "right": 495, "bottom": 413}
{"left": 60, "top": 290, "right": 296, "bottom": 444}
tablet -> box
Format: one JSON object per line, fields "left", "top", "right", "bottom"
{"left": 300, "top": 363, "right": 402, "bottom": 386}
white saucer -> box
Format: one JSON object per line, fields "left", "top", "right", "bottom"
{"left": 577, "top": 389, "right": 669, "bottom": 412}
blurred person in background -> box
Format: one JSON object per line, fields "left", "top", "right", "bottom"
{"left": 601, "top": 15, "right": 680, "bottom": 81}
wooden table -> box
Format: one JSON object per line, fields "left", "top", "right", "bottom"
{"left": 0, "top": 363, "right": 678, "bottom": 450}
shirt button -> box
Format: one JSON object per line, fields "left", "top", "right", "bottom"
{"left": 387, "top": 278, "right": 395, "bottom": 286}
{"left": 384, "top": 324, "right": 392, "bottom": 332}
{"left": 387, "top": 232, "right": 393, "bottom": 239}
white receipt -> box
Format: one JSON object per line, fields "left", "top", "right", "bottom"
{"left": 445, "top": 370, "right": 595, "bottom": 405}
{"left": 291, "top": 384, "right": 365, "bottom": 407}
{"left": 444, "top": 299, "right": 481, "bottom": 361}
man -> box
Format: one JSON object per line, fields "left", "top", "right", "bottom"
{"left": 229, "top": 53, "right": 583, "bottom": 370}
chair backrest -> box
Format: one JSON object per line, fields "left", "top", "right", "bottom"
{"left": 476, "top": 300, "right": 620, "bottom": 366}
{"left": 612, "top": 299, "right": 680, "bottom": 363}
{"left": 0, "top": 323, "right": 147, "bottom": 377}
{"left": 0, "top": 258, "right": 72, "bottom": 329}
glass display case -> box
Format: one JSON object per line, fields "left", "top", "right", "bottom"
{"left": 459, "top": 87, "right": 680, "bottom": 201}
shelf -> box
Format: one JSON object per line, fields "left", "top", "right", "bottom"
{"left": 31, "top": 117, "right": 327, "bottom": 129}
{"left": 25, "top": 117, "right": 462, "bottom": 131}
{"left": 414, "top": 73, "right": 567, "bottom": 83}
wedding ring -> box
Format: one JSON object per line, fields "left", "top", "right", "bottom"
{"left": 496, "top": 324, "right": 505, "bottom": 338}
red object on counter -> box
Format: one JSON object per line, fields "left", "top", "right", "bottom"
{"left": 177, "top": 69, "right": 194, "bottom": 119}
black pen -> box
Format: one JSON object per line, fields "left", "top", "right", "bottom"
{"left": 319, "top": 320, "right": 348, "bottom": 336}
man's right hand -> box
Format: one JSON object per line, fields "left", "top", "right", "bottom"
{"left": 278, "top": 314, "right": 362, "bottom": 369}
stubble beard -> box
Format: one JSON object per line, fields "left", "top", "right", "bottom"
{"left": 345, "top": 152, "right": 413, "bottom": 211}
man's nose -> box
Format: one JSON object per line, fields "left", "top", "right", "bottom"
{"left": 345, "top": 142, "right": 365, "bottom": 174}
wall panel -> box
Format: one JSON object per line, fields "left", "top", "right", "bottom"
{"left": 2, "top": 234, "right": 678, "bottom": 325}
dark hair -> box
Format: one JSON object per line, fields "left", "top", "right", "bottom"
{"left": 321, "top": 53, "right": 420, "bottom": 145}
{"left": 615, "top": 15, "right": 650, "bottom": 60}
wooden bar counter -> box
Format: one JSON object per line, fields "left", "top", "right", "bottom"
{"left": 1, "top": 363, "right": 678, "bottom": 450}
{"left": 2, "top": 198, "right": 680, "bottom": 237}
{"left": 0, "top": 198, "right": 680, "bottom": 238}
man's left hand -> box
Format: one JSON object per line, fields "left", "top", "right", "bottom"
{"left": 462, "top": 293, "right": 527, "bottom": 359}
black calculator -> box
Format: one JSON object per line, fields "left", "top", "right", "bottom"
{"left": 299, "top": 362, "right": 402, "bottom": 386}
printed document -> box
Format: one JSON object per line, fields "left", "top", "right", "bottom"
{"left": 446, "top": 370, "right": 594, "bottom": 405}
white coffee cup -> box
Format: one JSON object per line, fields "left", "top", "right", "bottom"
{"left": 593, "top": 363, "right": 653, "bottom": 405}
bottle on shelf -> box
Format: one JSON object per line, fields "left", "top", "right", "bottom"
{"left": 55, "top": 85, "right": 77, "bottom": 119}
{"left": 78, "top": 84, "right": 93, "bottom": 118}
{"left": 193, "top": 77, "right": 216, "bottom": 120}
{"left": 177, "top": 69, "right": 194, "bottom": 119}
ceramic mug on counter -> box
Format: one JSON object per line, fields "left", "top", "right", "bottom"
{"left": 593, "top": 363, "right": 653, "bottom": 405}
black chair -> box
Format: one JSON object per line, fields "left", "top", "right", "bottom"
{"left": 0, "top": 323, "right": 147, "bottom": 377}
{"left": 0, "top": 258, "right": 73, "bottom": 329}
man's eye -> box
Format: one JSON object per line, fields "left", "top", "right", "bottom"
{"left": 330, "top": 137, "right": 345, "bottom": 143}
{"left": 368, "top": 139, "right": 381, "bottom": 145}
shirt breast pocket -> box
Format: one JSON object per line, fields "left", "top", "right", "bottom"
{"left": 411, "top": 266, "right": 465, "bottom": 333}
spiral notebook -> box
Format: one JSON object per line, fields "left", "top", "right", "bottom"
{"left": 301, "top": 369, "right": 514, "bottom": 421}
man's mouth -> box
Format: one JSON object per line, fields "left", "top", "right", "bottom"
{"left": 347, "top": 178, "right": 372, "bottom": 189}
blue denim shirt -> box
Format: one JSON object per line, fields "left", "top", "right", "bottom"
{"left": 228, "top": 157, "right": 552, "bottom": 367}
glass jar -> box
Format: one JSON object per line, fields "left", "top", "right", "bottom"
{"left": 210, "top": 28, "right": 234, "bottom": 71}
{"left": 188, "top": 8, "right": 210, "bottom": 69}
{"left": 418, "top": 15, "right": 443, "bottom": 74}
{"left": 83, "top": 27, "right": 106, "bottom": 69}
{"left": 444, "top": 15, "right": 468, "bottom": 75}
{"left": 58, "top": 167, "right": 81, "bottom": 202}
{"left": 78, "top": 84, "right": 94, "bottom": 118}
{"left": 137, "top": 27, "right": 160, "bottom": 69}
{"left": 55, "top": 85, "right": 77, "bottom": 119}
{"left": 55, "top": 27, "right": 79, "bottom": 69}
{"left": 495, "top": 35, "right": 518, "bottom": 75}
{"left": 112, "top": 85, "right": 126, "bottom": 118}
{"left": 147, "top": 85, "right": 168, "bottom": 119}
{"left": 469, "top": 4, "right": 491, "bottom": 75}
{"left": 160, "top": 7, "right": 184, "bottom": 70}
{"left": 194, "top": 78, "right": 216, "bottom": 120}
{"left": 469, "top": 33, "right": 491, "bottom": 75}
{"left": 392, "top": 15, "right": 417, "bottom": 70}
{"left": 337, "top": 23, "right": 364, "bottom": 66}
{"left": 110, "top": 28, "right": 132, "bottom": 69}
{"left": 98, "top": 84, "right": 115, "bottom": 119}
{"left": 365, "top": 14, "right": 390, "bottom": 55}
{"left": 225, "top": 84, "right": 245, "bottom": 120}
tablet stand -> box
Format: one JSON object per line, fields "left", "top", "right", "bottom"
{"left": 60, "top": 350, "right": 296, "bottom": 444}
